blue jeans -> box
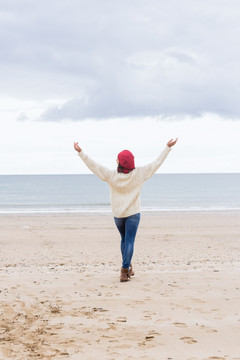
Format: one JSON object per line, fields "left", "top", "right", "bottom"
{"left": 114, "top": 213, "right": 141, "bottom": 269}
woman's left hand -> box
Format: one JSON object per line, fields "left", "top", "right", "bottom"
{"left": 167, "top": 138, "right": 178, "bottom": 148}
{"left": 74, "top": 142, "right": 82, "bottom": 153}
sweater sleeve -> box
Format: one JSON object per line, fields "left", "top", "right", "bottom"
{"left": 78, "top": 151, "right": 113, "bottom": 182}
{"left": 139, "top": 146, "right": 171, "bottom": 181}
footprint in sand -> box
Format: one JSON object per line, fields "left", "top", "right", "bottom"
{"left": 92, "top": 307, "right": 108, "bottom": 312}
{"left": 145, "top": 330, "right": 161, "bottom": 340}
{"left": 143, "top": 315, "right": 152, "bottom": 319}
{"left": 117, "top": 317, "right": 127, "bottom": 322}
{"left": 207, "top": 329, "right": 218, "bottom": 333}
{"left": 191, "top": 298, "right": 206, "bottom": 304}
{"left": 173, "top": 322, "right": 187, "bottom": 328}
{"left": 145, "top": 335, "right": 155, "bottom": 340}
{"left": 180, "top": 336, "right": 197, "bottom": 344}
{"left": 138, "top": 332, "right": 164, "bottom": 347}
{"left": 199, "top": 325, "right": 218, "bottom": 333}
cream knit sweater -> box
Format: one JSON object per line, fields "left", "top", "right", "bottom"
{"left": 78, "top": 146, "right": 171, "bottom": 218}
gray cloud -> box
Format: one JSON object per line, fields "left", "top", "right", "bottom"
{"left": 1, "top": 0, "right": 240, "bottom": 119}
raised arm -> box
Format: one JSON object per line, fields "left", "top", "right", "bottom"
{"left": 74, "top": 142, "right": 113, "bottom": 182}
{"left": 139, "top": 138, "right": 178, "bottom": 181}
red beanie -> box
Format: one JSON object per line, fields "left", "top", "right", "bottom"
{"left": 118, "top": 150, "right": 135, "bottom": 170}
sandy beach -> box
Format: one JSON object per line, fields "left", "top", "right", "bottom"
{"left": 0, "top": 212, "right": 240, "bottom": 360}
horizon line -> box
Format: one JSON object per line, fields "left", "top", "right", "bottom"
{"left": 0, "top": 172, "right": 239, "bottom": 176}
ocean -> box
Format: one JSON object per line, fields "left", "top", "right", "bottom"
{"left": 0, "top": 174, "right": 239, "bottom": 214}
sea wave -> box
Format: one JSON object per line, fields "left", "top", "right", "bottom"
{"left": 0, "top": 205, "right": 240, "bottom": 214}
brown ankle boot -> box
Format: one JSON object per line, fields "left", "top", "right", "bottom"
{"left": 120, "top": 267, "right": 129, "bottom": 282}
{"left": 128, "top": 264, "right": 135, "bottom": 277}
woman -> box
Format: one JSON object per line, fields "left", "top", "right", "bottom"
{"left": 74, "top": 138, "right": 178, "bottom": 282}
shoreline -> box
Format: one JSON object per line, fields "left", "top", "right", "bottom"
{"left": 1, "top": 208, "right": 240, "bottom": 216}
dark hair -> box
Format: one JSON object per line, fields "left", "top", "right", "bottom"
{"left": 117, "top": 164, "right": 134, "bottom": 174}
{"left": 117, "top": 164, "right": 124, "bottom": 173}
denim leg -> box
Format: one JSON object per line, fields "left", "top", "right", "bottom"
{"left": 114, "top": 213, "right": 141, "bottom": 269}
{"left": 123, "top": 213, "right": 140, "bottom": 269}
{"left": 114, "top": 217, "right": 125, "bottom": 260}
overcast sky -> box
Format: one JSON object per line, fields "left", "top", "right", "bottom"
{"left": 0, "top": 0, "right": 240, "bottom": 174}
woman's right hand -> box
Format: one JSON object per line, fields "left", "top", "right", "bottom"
{"left": 74, "top": 142, "right": 82, "bottom": 153}
{"left": 167, "top": 138, "right": 178, "bottom": 148}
